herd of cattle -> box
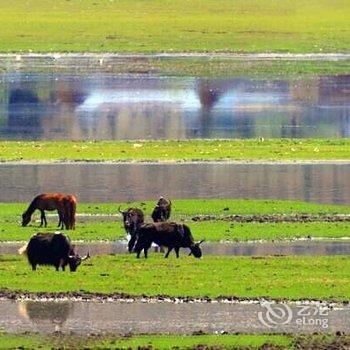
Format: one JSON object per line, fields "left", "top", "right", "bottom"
{"left": 19, "top": 195, "right": 204, "bottom": 272}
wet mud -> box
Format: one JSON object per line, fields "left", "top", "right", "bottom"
{"left": 191, "top": 214, "right": 350, "bottom": 223}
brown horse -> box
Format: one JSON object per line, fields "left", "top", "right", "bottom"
{"left": 62, "top": 195, "right": 77, "bottom": 230}
{"left": 22, "top": 193, "right": 77, "bottom": 230}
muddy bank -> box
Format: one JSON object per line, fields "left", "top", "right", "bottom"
{"left": 1, "top": 241, "right": 350, "bottom": 256}
{"left": 292, "top": 335, "right": 350, "bottom": 350}
{"left": 0, "top": 290, "right": 348, "bottom": 306}
{"left": 191, "top": 214, "right": 350, "bottom": 223}
{"left": 0, "top": 298, "right": 348, "bottom": 335}
{"left": 1, "top": 52, "right": 349, "bottom": 60}
{"left": 47, "top": 212, "right": 350, "bottom": 223}
{"left": 49, "top": 212, "right": 350, "bottom": 223}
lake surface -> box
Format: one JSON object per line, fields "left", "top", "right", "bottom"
{"left": 0, "top": 163, "right": 349, "bottom": 204}
{"left": 0, "top": 299, "right": 348, "bottom": 334}
{"left": 0, "top": 72, "right": 349, "bottom": 140}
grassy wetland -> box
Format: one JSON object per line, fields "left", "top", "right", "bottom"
{"left": 0, "top": 2, "right": 349, "bottom": 348}
{"left": 0, "top": 199, "right": 349, "bottom": 300}
{"left": 0, "top": 0, "right": 349, "bottom": 53}
{"left": 1, "top": 199, "right": 350, "bottom": 242}
{"left": 1, "top": 139, "right": 350, "bottom": 163}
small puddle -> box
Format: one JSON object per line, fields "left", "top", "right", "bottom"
{"left": 1, "top": 241, "right": 350, "bottom": 256}
{"left": 0, "top": 299, "right": 348, "bottom": 334}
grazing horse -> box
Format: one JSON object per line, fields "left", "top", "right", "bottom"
{"left": 62, "top": 195, "right": 77, "bottom": 230}
{"left": 22, "top": 193, "right": 77, "bottom": 230}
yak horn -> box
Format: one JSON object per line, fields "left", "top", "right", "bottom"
{"left": 198, "top": 240, "right": 205, "bottom": 245}
{"left": 68, "top": 254, "right": 75, "bottom": 259}
{"left": 118, "top": 206, "right": 123, "bottom": 214}
{"left": 81, "top": 252, "right": 90, "bottom": 260}
{"left": 168, "top": 198, "right": 172, "bottom": 205}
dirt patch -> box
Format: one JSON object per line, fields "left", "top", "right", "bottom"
{"left": 294, "top": 334, "right": 350, "bottom": 350}
{"left": 191, "top": 214, "right": 350, "bottom": 223}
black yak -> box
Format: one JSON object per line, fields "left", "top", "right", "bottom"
{"left": 19, "top": 232, "right": 89, "bottom": 271}
{"left": 119, "top": 207, "right": 145, "bottom": 253}
{"left": 134, "top": 222, "right": 204, "bottom": 259}
{"left": 151, "top": 197, "right": 172, "bottom": 222}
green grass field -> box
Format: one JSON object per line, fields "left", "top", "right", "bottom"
{"left": 1, "top": 333, "right": 349, "bottom": 350}
{"left": 1, "top": 199, "right": 349, "bottom": 242}
{"left": 0, "top": 333, "right": 294, "bottom": 350}
{"left": 0, "top": 0, "right": 349, "bottom": 53}
{"left": 1, "top": 333, "right": 350, "bottom": 350}
{"left": 1, "top": 254, "right": 348, "bottom": 300}
{"left": 1, "top": 139, "right": 350, "bottom": 162}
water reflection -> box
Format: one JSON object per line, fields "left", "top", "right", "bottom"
{"left": 18, "top": 301, "right": 73, "bottom": 332}
{"left": 0, "top": 73, "right": 348, "bottom": 140}
{"left": 0, "top": 163, "right": 349, "bottom": 204}
{"left": 0, "top": 300, "right": 348, "bottom": 334}
{"left": 7, "top": 88, "right": 42, "bottom": 137}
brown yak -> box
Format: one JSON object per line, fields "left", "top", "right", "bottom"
{"left": 119, "top": 206, "right": 145, "bottom": 253}
{"left": 151, "top": 196, "right": 172, "bottom": 222}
